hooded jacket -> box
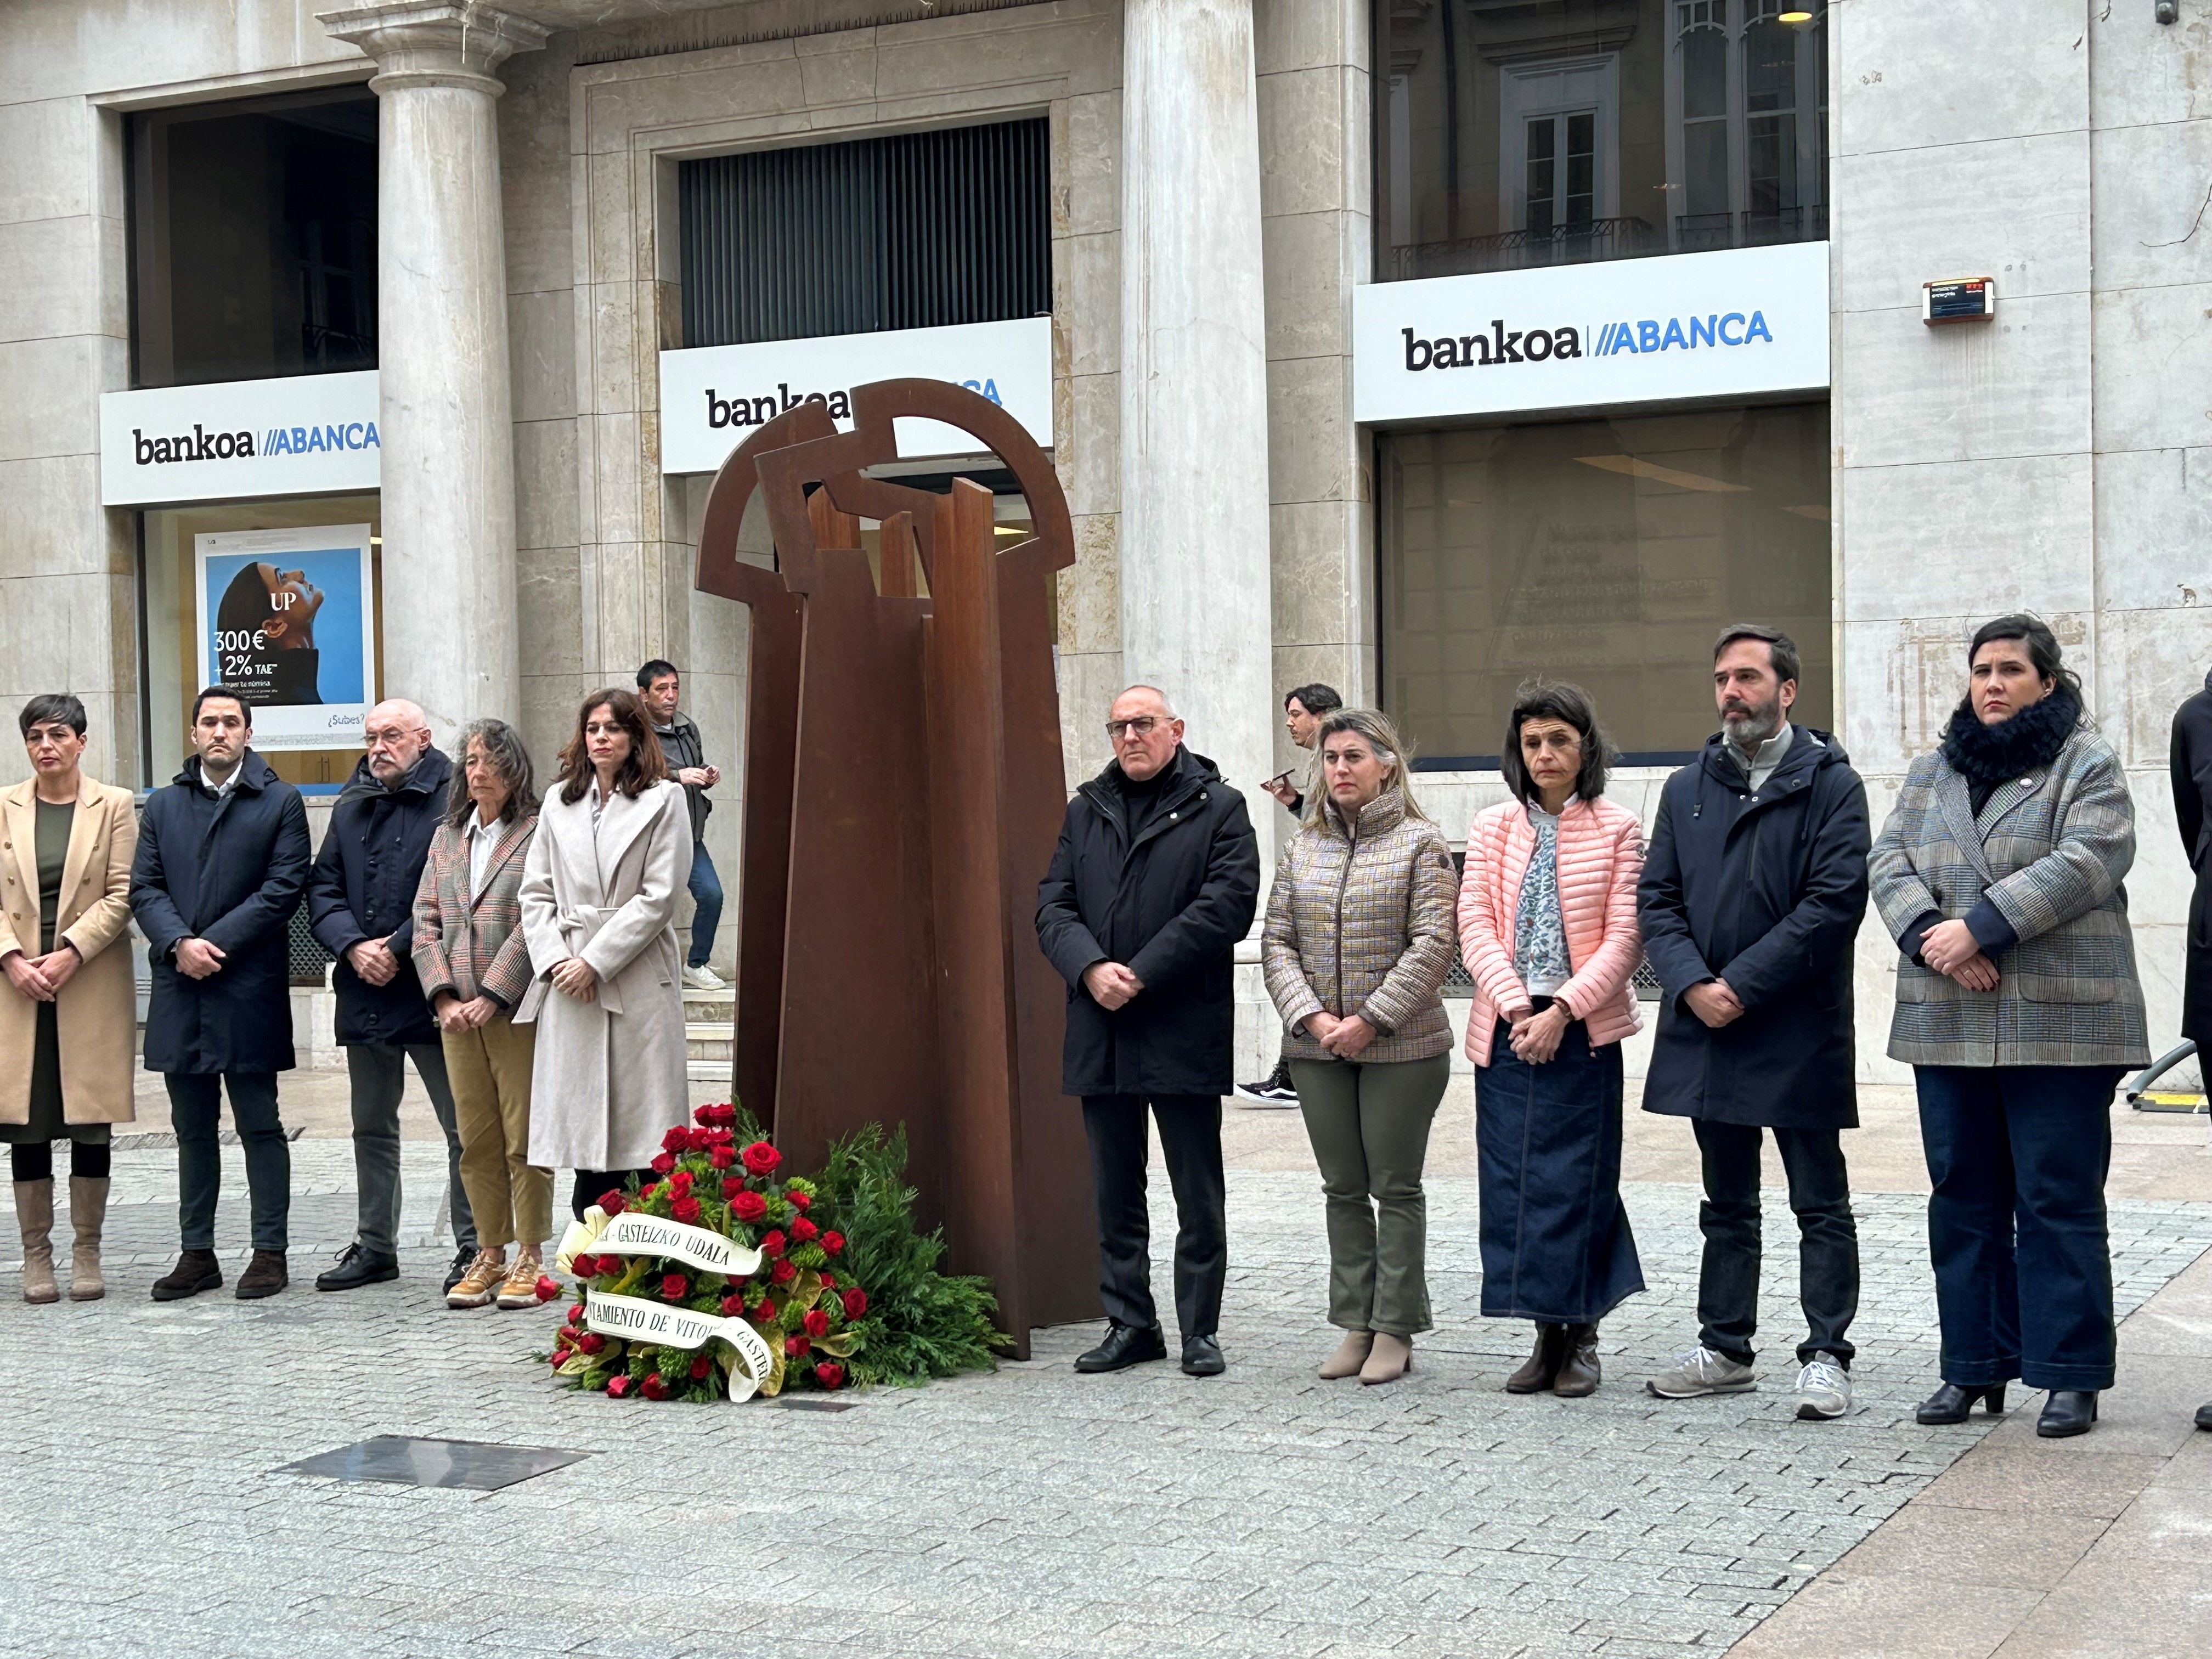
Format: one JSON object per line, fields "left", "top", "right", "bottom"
{"left": 307, "top": 747, "right": 453, "bottom": 1046}
{"left": 1036, "top": 746, "right": 1261, "bottom": 1098}
{"left": 1636, "top": 725, "right": 1870, "bottom": 1128}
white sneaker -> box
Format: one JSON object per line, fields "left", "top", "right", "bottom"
{"left": 681, "top": 963, "right": 726, "bottom": 990}
{"left": 1646, "top": 1344, "right": 1758, "bottom": 1398}
{"left": 1793, "top": 1355, "right": 1852, "bottom": 1420}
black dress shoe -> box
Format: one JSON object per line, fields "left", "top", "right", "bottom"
{"left": 2196, "top": 1400, "right": 2212, "bottom": 1431}
{"left": 1916, "top": 1381, "right": 2007, "bottom": 1425}
{"left": 444, "top": 1245, "right": 476, "bottom": 1294}
{"left": 315, "top": 1243, "right": 400, "bottom": 1292}
{"left": 1181, "top": 1335, "right": 1226, "bottom": 1377}
{"left": 2037, "top": 1389, "right": 2099, "bottom": 1438}
{"left": 1074, "top": 1320, "right": 1167, "bottom": 1374}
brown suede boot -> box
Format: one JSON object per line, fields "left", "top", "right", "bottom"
{"left": 1359, "top": 1332, "right": 1414, "bottom": 1385}
{"left": 235, "top": 1249, "right": 288, "bottom": 1300}
{"left": 14, "top": 1179, "right": 58, "bottom": 1304}
{"left": 151, "top": 1248, "right": 223, "bottom": 1301}
{"left": 68, "top": 1176, "right": 108, "bottom": 1301}
{"left": 1318, "top": 1330, "right": 1374, "bottom": 1380}
{"left": 1553, "top": 1323, "right": 1602, "bottom": 1397}
{"left": 1505, "top": 1323, "right": 1567, "bottom": 1393}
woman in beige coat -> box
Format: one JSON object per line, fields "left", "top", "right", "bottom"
{"left": 0, "top": 695, "right": 139, "bottom": 1302}
{"left": 520, "top": 687, "right": 692, "bottom": 1221}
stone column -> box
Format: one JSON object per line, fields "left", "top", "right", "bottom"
{"left": 1120, "top": 0, "right": 1277, "bottom": 855}
{"left": 321, "top": 1, "right": 546, "bottom": 743}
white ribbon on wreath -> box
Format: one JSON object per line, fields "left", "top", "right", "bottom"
{"left": 580, "top": 1290, "right": 780, "bottom": 1401}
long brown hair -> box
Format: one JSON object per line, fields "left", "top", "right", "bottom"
{"left": 448, "top": 718, "right": 540, "bottom": 829}
{"left": 556, "top": 687, "right": 667, "bottom": 804}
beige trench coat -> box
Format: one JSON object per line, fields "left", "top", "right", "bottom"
{"left": 518, "top": 777, "right": 691, "bottom": 1171}
{"left": 0, "top": 778, "right": 140, "bottom": 1125}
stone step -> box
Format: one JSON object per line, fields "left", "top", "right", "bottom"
{"left": 688, "top": 1059, "right": 733, "bottom": 1085}
{"left": 686, "top": 1022, "right": 733, "bottom": 1062}
{"left": 683, "top": 987, "right": 736, "bottom": 1023}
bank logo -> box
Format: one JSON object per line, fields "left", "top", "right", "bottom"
{"left": 133, "top": 420, "right": 380, "bottom": 466}
{"left": 704, "top": 377, "right": 1009, "bottom": 430}
{"left": 1593, "top": 312, "right": 1774, "bottom": 356}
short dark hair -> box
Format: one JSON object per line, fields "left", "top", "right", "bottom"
{"left": 1499, "top": 679, "right": 1612, "bottom": 805}
{"left": 636, "top": 659, "right": 679, "bottom": 691}
{"left": 1284, "top": 682, "right": 1342, "bottom": 716}
{"left": 1712, "top": 623, "right": 1801, "bottom": 686}
{"left": 1966, "top": 613, "right": 2084, "bottom": 703}
{"left": 191, "top": 686, "right": 251, "bottom": 727}
{"left": 557, "top": 687, "right": 668, "bottom": 804}
{"left": 19, "top": 694, "right": 87, "bottom": 739}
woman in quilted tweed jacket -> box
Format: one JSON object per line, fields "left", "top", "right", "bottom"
{"left": 1263, "top": 709, "right": 1458, "bottom": 1386}
{"left": 1458, "top": 681, "right": 1646, "bottom": 1400}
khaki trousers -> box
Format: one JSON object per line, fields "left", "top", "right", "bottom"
{"left": 444, "top": 1013, "right": 552, "bottom": 1250}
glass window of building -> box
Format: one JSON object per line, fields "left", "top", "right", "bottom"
{"left": 1376, "top": 0, "right": 1828, "bottom": 280}
{"left": 1379, "top": 402, "right": 1831, "bottom": 764}
{"left": 127, "top": 87, "right": 379, "bottom": 387}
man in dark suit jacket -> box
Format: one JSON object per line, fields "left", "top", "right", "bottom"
{"left": 306, "top": 698, "right": 477, "bottom": 1294}
{"left": 1037, "top": 685, "right": 1260, "bottom": 1378}
{"left": 130, "top": 687, "right": 311, "bottom": 1301}
{"left": 2172, "top": 668, "right": 2212, "bottom": 1434}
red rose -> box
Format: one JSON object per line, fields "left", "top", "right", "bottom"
{"left": 731, "top": 1191, "right": 767, "bottom": 1223}
{"left": 843, "top": 1288, "right": 868, "bottom": 1321}
{"left": 567, "top": 1302, "right": 586, "bottom": 1323}
{"left": 815, "top": 1362, "right": 845, "bottom": 1390}
{"left": 709, "top": 1126, "right": 735, "bottom": 1146}
{"left": 771, "top": 1259, "right": 796, "bottom": 1285}
{"left": 599, "top": 1192, "right": 627, "bottom": 1216}
{"left": 672, "top": 1196, "right": 702, "bottom": 1224}
{"left": 662, "top": 1125, "right": 691, "bottom": 1153}
{"left": 551, "top": 1353, "right": 567, "bottom": 1371}
{"left": 709, "top": 1146, "right": 736, "bottom": 1170}
{"left": 577, "top": 1254, "right": 608, "bottom": 1279}
{"left": 534, "top": 1275, "right": 560, "bottom": 1302}
{"left": 821, "top": 1231, "right": 845, "bottom": 1255}
{"left": 741, "top": 1141, "right": 781, "bottom": 1176}
{"left": 789, "top": 1216, "right": 819, "bottom": 1243}
{"left": 719, "top": 1293, "right": 746, "bottom": 1316}
{"left": 649, "top": 1152, "right": 675, "bottom": 1176}
{"left": 803, "top": 1307, "right": 830, "bottom": 1338}
{"left": 606, "top": 1374, "right": 633, "bottom": 1397}
{"left": 669, "top": 1169, "right": 693, "bottom": 1195}
{"left": 661, "top": 1272, "right": 689, "bottom": 1300}
{"left": 638, "top": 1183, "right": 658, "bottom": 1201}
{"left": 578, "top": 1332, "right": 606, "bottom": 1356}
{"left": 752, "top": 1299, "right": 774, "bottom": 1322}
{"left": 788, "top": 1190, "right": 811, "bottom": 1212}
{"left": 692, "top": 1105, "right": 714, "bottom": 1127}
{"left": 819, "top": 1271, "right": 837, "bottom": 1288}
{"left": 690, "top": 1353, "right": 713, "bottom": 1381}
{"left": 687, "top": 1126, "right": 715, "bottom": 1152}
{"left": 721, "top": 1177, "right": 746, "bottom": 1199}
{"left": 641, "top": 1374, "right": 670, "bottom": 1401}
{"left": 557, "top": 1325, "right": 582, "bottom": 1346}
{"left": 759, "top": 1229, "right": 787, "bottom": 1259}
{"left": 784, "top": 1335, "right": 811, "bottom": 1357}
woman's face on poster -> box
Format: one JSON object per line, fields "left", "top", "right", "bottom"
{"left": 255, "top": 562, "right": 324, "bottom": 648}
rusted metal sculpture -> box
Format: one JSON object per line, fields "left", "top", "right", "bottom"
{"left": 695, "top": 381, "right": 1096, "bottom": 1353}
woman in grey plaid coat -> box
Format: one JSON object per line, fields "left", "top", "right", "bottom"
{"left": 1869, "top": 616, "right": 2148, "bottom": 1441}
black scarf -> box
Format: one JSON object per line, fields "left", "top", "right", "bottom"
{"left": 1940, "top": 685, "right": 2079, "bottom": 814}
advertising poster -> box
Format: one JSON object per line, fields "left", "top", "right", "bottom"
{"left": 195, "top": 524, "right": 376, "bottom": 749}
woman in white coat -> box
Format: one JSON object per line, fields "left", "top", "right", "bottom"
{"left": 520, "top": 687, "right": 694, "bottom": 1220}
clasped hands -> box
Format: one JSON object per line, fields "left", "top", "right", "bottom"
{"left": 1304, "top": 1009, "right": 1377, "bottom": 1059}
{"left": 1, "top": 943, "right": 80, "bottom": 1002}
{"left": 434, "top": 991, "right": 500, "bottom": 1033}
{"left": 1083, "top": 960, "right": 1144, "bottom": 1011}
{"left": 550, "top": 957, "right": 600, "bottom": 1003}
{"left": 1918, "top": 918, "right": 2000, "bottom": 991}
{"left": 1506, "top": 1001, "right": 1570, "bottom": 1063}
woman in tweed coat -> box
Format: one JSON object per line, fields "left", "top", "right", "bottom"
{"left": 412, "top": 720, "right": 549, "bottom": 1311}
{"left": 1869, "top": 616, "right": 2148, "bottom": 1440}
{"left": 1458, "top": 682, "right": 1646, "bottom": 1398}
{"left": 1263, "top": 709, "right": 1458, "bottom": 1386}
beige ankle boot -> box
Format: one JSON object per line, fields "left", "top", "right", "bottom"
{"left": 14, "top": 1179, "right": 58, "bottom": 1304}
{"left": 1359, "top": 1331, "right": 1413, "bottom": 1385}
{"left": 68, "top": 1176, "right": 108, "bottom": 1301}
{"left": 1319, "top": 1330, "right": 1374, "bottom": 1379}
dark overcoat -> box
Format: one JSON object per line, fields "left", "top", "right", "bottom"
{"left": 130, "top": 751, "right": 312, "bottom": 1075}
{"left": 1036, "top": 747, "right": 1261, "bottom": 1099}
{"left": 2170, "top": 668, "right": 2212, "bottom": 1050}
{"left": 307, "top": 748, "right": 452, "bottom": 1046}
{"left": 1637, "top": 727, "right": 1870, "bottom": 1130}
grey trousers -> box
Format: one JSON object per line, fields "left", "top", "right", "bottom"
{"left": 346, "top": 1042, "right": 476, "bottom": 1257}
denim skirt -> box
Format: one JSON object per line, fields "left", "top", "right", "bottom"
{"left": 1474, "top": 1015, "right": 1644, "bottom": 1323}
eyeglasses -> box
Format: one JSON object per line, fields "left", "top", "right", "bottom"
{"left": 363, "top": 727, "right": 420, "bottom": 749}
{"left": 1105, "top": 716, "right": 1163, "bottom": 740}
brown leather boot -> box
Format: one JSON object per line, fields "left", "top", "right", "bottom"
{"left": 1505, "top": 1323, "right": 1567, "bottom": 1393}
{"left": 68, "top": 1176, "right": 108, "bottom": 1301}
{"left": 14, "top": 1179, "right": 58, "bottom": 1304}
{"left": 235, "top": 1249, "right": 288, "bottom": 1300}
{"left": 1553, "top": 1323, "right": 1602, "bottom": 1397}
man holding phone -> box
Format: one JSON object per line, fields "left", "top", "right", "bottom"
{"left": 1245, "top": 682, "right": 1342, "bottom": 1102}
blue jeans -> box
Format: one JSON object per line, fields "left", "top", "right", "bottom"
{"left": 686, "top": 842, "right": 724, "bottom": 967}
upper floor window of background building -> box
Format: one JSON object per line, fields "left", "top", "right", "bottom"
{"left": 1376, "top": 0, "right": 1828, "bottom": 281}
{"left": 127, "top": 88, "right": 378, "bottom": 388}
{"left": 678, "top": 117, "right": 1049, "bottom": 346}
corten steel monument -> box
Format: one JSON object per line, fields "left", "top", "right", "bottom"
{"left": 694, "top": 379, "right": 1098, "bottom": 1352}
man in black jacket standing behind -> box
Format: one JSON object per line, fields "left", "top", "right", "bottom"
{"left": 1638, "top": 625, "right": 1870, "bottom": 1421}
{"left": 1037, "top": 685, "right": 1260, "bottom": 1377}
{"left": 306, "top": 698, "right": 477, "bottom": 1293}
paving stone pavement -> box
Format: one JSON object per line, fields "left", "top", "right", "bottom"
{"left": 4, "top": 1149, "right": 2210, "bottom": 1659}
